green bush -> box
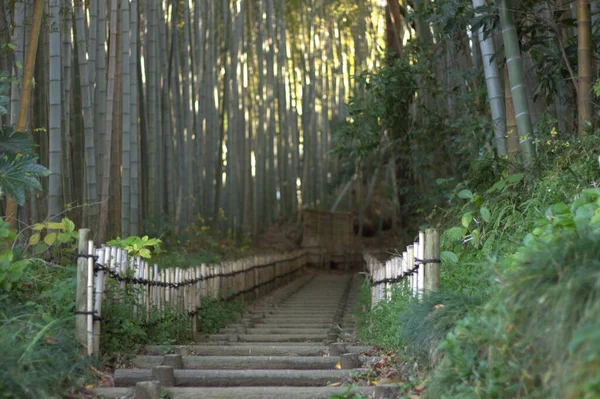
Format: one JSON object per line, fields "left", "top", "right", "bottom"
{"left": 0, "top": 298, "right": 93, "bottom": 398}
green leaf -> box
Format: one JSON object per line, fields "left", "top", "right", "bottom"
{"left": 62, "top": 217, "right": 75, "bottom": 233}
{"left": 461, "top": 212, "right": 473, "bottom": 228}
{"left": 29, "top": 233, "right": 41, "bottom": 246}
{"left": 32, "top": 223, "right": 46, "bottom": 231}
{"left": 139, "top": 248, "right": 152, "bottom": 259}
{"left": 445, "top": 227, "right": 467, "bottom": 242}
{"left": 441, "top": 251, "right": 458, "bottom": 264}
{"left": 486, "top": 180, "right": 506, "bottom": 193}
{"left": 0, "top": 154, "right": 51, "bottom": 205}
{"left": 46, "top": 222, "right": 64, "bottom": 230}
{"left": 44, "top": 232, "right": 57, "bottom": 246}
{"left": 0, "top": 127, "right": 36, "bottom": 153}
{"left": 458, "top": 189, "right": 474, "bottom": 200}
{"left": 480, "top": 207, "right": 491, "bottom": 223}
{"left": 507, "top": 173, "right": 524, "bottom": 184}
{"left": 57, "top": 232, "right": 71, "bottom": 244}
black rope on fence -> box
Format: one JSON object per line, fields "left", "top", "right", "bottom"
{"left": 75, "top": 251, "right": 307, "bottom": 289}
{"left": 75, "top": 249, "right": 305, "bottom": 323}
{"left": 369, "top": 257, "right": 441, "bottom": 287}
{"left": 73, "top": 310, "right": 102, "bottom": 321}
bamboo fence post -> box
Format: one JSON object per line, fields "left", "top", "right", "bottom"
{"left": 76, "top": 229, "right": 90, "bottom": 353}
{"left": 424, "top": 228, "right": 441, "bottom": 292}
{"left": 200, "top": 264, "right": 207, "bottom": 298}
{"left": 154, "top": 265, "right": 160, "bottom": 311}
{"left": 160, "top": 268, "right": 165, "bottom": 311}
{"left": 146, "top": 262, "right": 151, "bottom": 317}
{"left": 407, "top": 245, "right": 415, "bottom": 297}
{"left": 417, "top": 232, "right": 425, "bottom": 297}
{"left": 402, "top": 251, "right": 408, "bottom": 291}
{"left": 92, "top": 246, "right": 105, "bottom": 355}
{"left": 115, "top": 249, "right": 123, "bottom": 300}
{"left": 165, "top": 268, "right": 171, "bottom": 307}
{"left": 254, "top": 257, "right": 259, "bottom": 298}
{"left": 133, "top": 257, "right": 140, "bottom": 318}
{"left": 86, "top": 240, "right": 95, "bottom": 356}
{"left": 196, "top": 266, "right": 201, "bottom": 312}
{"left": 413, "top": 240, "right": 420, "bottom": 295}
{"left": 183, "top": 269, "right": 189, "bottom": 315}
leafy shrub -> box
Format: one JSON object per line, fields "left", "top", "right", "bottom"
{"left": 0, "top": 298, "right": 93, "bottom": 398}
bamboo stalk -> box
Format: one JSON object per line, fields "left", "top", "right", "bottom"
{"left": 407, "top": 245, "right": 415, "bottom": 297}
{"left": 76, "top": 229, "right": 91, "bottom": 353}
{"left": 86, "top": 240, "right": 95, "bottom": 356}
{"left": 424, "top": 228, "right": 440, "bottom": 292}
{"left": 417, "top": 232, "right": 425, "bottom": 298}
{"left": 93, "top": 247, "right": 105, "bottom": 355}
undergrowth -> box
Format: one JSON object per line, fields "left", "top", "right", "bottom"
{"left": 354, "top": 132, "right": 600, "bottom": 397}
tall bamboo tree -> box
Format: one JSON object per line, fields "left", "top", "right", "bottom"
{"left": 498, "top": 0, "right": 534, "bottom": 163}
{"left": 48, "top": 0, "right": 62, "bottom": 221}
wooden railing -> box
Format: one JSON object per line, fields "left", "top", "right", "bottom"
{"left": 74, "top": 229, "right": 307, "bottom": 356}
{"left": 363, "top": 228, "right": 440, "bottom": 307}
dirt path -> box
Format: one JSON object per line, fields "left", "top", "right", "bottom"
{"left": 91, "top": 272, "right": 375, "bottom": 398}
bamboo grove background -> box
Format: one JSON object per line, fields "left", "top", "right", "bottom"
{"left": 0, "top": 0, "right": 386, "bottom": 241}
{"left": 1, "top": 0, "right": 599, "bottom": 243}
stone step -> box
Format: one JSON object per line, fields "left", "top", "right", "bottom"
{"left": 113, "top": 368, "right": 363, "bottom": 387}
{"left": 143, "top": 344, "right": 373, "bottom": 357}
{"left": 91, "top": 386, "right": 374, "bottom": 399}
{"left": 131, "top": 355, "right": 339, "bottom": 370}
{"left": 208, "top": 333, "right": 326, "bottom": 342}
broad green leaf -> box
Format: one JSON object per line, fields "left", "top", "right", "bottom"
{"left": 458, "top": 189, "right": 474, "bottom": 200}
{"left": 480, "top": 207, "right": 491, "bottom": 223}
{"left": 507, "top": 173, "right": 524, "bottom": 184}
{"left": 139, "top": 248, "right": 151, "bottom": 259}
{"left": 486, "top": 180, "right": 506, "bottom": 193}
{"left": 58, "top": 232, "right": 71, "bottom": 244}
{"left": 445, "top": 227, "right": 467, "bottom": 241}
{"left": 46, "top": 222, "right": 64, "bottom": 230}
{"left": 62, "top": 217, "right": 75, "bottom": 233}
{"left": 441, "top": 251, "right": 458, "bottom": 264}
{"left": 461, "top": 212, "right": 473, "bottom": 228}
{"left": 551, "top": 202, "right": 569, "bottom": 215}
{"left": 29, "top": 233, "right": 41, "bottom": 246}
{"left": 32, "top": 224, "right": 46, "bottom": 231}
{"left": 44, "top": 232, "right": 57, "bottom": 246}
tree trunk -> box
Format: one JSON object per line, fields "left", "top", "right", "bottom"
{"left": 6, "top": 0, "right": 44, "bottom": 231}
{"left": 74, "top": 0, "right": 99, "bottom": 230}
{"left": 472, "top": 0, "right": 506, "bottom": 156}
{"left": 121, "top": 0, "right": 131, "bottom": 237}
{"left": 48, "top": 0, "right": 62, "bottom": 221}
{"left": 498, "top": 0, "right": 534, "bottom": 163}
{"left": 130, "top": 0, "right": 139, "bottom": 235}
{"left": 577, "top": 0, "right": 593, "bottom": 134}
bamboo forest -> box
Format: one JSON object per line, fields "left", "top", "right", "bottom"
{"left": 1, "top": 0, "right": 600, "bottom": 397}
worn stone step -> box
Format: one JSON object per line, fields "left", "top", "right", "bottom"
{"left": 244, "top": 327, "right": 330, "bottom": 335}
{"left": 132, "top": 355, "right": 339, "bottom": 370}
{"left": 208, "top": 333, "right": 326, "bottom": 342}
{"left": 113, "top": 368, "right": 359, "bottom": 387}
{"left": 143, "top": 344, "right": 373, "bottom": 357}
{"left": 91, "top": 386, "right": 374, "bottom": 399}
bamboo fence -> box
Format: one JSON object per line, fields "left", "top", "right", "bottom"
{"left": 363, "top": 228, "right": 440, "bottom": 307}
{"left": 75, "top": 229, "right": 307, "bottom": 356}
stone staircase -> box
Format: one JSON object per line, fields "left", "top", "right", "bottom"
{"left": 91, "top": 272, "right": 376, "bottom": 398}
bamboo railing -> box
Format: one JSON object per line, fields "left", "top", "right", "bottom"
{"left": 74, "top": 229, "right": 307, "bottom": 356}
{"left": 363, "top": 228, "right": 440, "bottom": 307}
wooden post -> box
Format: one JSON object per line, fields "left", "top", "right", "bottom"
{"left": 402, "top": 251, "right": 408, "bottom": 291}
{"left": 86, "top": 240, "right": 94, "bottom": 355}
{"left": 407, "top": 245, "right": 415, "bottom": 296}
{"left": 417, "top": 232, "right": 425, "bottom": 297}
{"left": 424, "top": 228, "right": 440, "bottom": 292}
{"left": 93, "top": 247, "right": 106, "bottom": 355}
{"left": 76, "top": 229, "right": 90, "bottom": 353}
